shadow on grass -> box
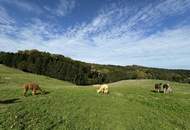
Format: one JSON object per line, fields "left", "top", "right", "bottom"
{"left": 0, "top": 81, "right": 6, "bottom": 84}
{"left": 0, "top": 98, "right": 20, "bottom": 104}
{"left": 26, "top": 91, "right": 50, "bottom": 96}
{"left": 37, "top": 91, "right": 50, "bottom": 95}
{"left": 151, "top": 90, "right": 164, "bottom": 93}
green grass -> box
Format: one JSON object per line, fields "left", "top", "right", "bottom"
{"left": 0, "top": 64, "right": 190, "bottom": 130}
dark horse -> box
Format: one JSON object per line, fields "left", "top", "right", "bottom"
{"left": 155, "top": 83, "right": 162, "bottom": 92}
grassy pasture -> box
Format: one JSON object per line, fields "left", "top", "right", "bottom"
{"left": 0, "top": 64, "right": 190, "bottom": 130}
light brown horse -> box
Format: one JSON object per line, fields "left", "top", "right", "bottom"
{"left": 97, "top": 84, "right": 109, "bottom": 94}
{"left": 23, "top": 83, "right": 43, "bottom": 96}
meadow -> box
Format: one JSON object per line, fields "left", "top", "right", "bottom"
{"left": 0, "top": 64, "right": 190, "bottom": 130}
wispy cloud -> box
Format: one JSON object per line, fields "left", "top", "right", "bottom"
{"left": 0, "top": 6, "right": 16, "bottom": 35}
{"left": 0, "top": 0, "right": 43, "bottom": 14}
{"left": 55, "top": 0, "right": 76, "bottom": 16}
{"left": 43, "top": 0, "right": 76, "bottom": 17}
{"left": 0, "top": 6, "right": 14, "bottom": 25}
{"left": 0, "top": 0, "right": 76, "bottom": 17}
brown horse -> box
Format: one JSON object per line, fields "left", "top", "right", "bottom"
{"left": 23, "top": 83, "right": 43, "bottom": 96}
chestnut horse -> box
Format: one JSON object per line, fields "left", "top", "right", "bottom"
{"left": 23, "top": 83, "right": 43, "bottom": 96}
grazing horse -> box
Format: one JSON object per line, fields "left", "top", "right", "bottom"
{"left": 23, "top": 83, "right": 43, "bottom": 96}
{"left": 163, "top": 83, "right": 172, "bottom": 93}
{"left": 155, "top": 83, "right": 162, "bottom": 92}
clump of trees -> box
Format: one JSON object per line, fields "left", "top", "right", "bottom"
{"left": 0, "top": 50, "right": 190, "bottom": 85}
{"left": 0, "top": 50, "right": 106, "bottom": 85}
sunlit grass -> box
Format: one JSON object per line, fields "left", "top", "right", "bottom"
{"left": 0, "top": 64, "right": 190, "bottom": 130}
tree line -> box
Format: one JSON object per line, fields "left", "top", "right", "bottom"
{"left": 0, "top": 50, "right": 190, "bottom": 85}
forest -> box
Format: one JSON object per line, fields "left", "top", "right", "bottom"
{"left": 0, "top": 50, "right": 190, "bottom": 85}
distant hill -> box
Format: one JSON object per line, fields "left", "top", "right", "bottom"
{"left": 0, "top": 49, "right": 190, "bottom": 85}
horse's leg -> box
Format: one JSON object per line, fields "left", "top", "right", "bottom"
{"left": 32, "top": 89, "right": 36, "bottom": 95}
{"left": 23, "top": 88, "right": 28, "bottom": 96}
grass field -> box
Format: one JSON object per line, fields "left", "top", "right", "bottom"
{"left": 0, "top": 64, "right": 190, "bottom": 130}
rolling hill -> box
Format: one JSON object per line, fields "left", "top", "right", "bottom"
{"left": 0, "top": 50, "right": 190, "bottom": 85}
{"left": 0, "top": 64, "right": 190, "bottom": 130}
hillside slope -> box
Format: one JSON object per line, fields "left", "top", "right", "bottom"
{"left": 0, "top": 50, "right": 190, "bottom": 85}
{"left": 0, "top": 65, "right": 190, "bottom": 130}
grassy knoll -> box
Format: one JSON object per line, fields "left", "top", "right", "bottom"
{"left": 0, "top": 64, "right": 190, "bottom": 130}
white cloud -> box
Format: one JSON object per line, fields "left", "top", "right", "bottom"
{"left": 43, "top": 0, "right": 76, "bottom": 17}
{"left": 55, "top": 0, "right": 76, "bottom": 16}
{"left": 0, "top": 0, "right": 43, "bottom": 14}
{"left": 0, "top": 0, "right": 76, "bottom": 17}
{"left": 0, "top": 6, "right": 14, "bottom": 25}
{"left": 0, "top": 6, "right": 16, "bottom": 35}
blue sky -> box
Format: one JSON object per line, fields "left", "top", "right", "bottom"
{"left": 0, "top": 0, "right": 190, "bottom": 69}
